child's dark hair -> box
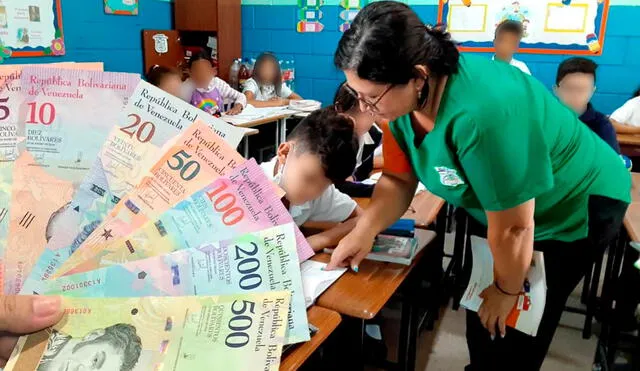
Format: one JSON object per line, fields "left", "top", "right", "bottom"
{"left": 146, "top": 65, "right": 180, "bottom": 87}
{"left": 334, "top": 1, "right": 459, "bottom": 106}
{"left": 633, "top": 86, "right": 640, "bottom": 98}
{"left": 495, "top": 20, "right": 524, "bottom": 39}
{"left": 253, "top": 53, "right": 282, "bottom": 96}
{"left": 333, "top": 81, "right": 358, "bottom": 113}
{"left": 189, "top": 50, "right": 213, "bottom": 69}
{"left": 288, "top": 107, "right": 358, "bottom": 183}
{"left": 556, "top": 57, "right": 597, "bottom": 85}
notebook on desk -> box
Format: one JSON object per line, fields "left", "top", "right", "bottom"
{"left": 301, "top": 260, "right": 347, "bottom": 308}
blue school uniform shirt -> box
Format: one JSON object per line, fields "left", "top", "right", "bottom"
{"left": 579, "top": 103, "right": 620, "bottom": 154}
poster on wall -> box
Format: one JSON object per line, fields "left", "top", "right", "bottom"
{"left": 438, "top": 0, "right": 610, "bottom": 55}
{"left": 0, "top": 0, "right": 64, "bottom": 59}
{"left": 339, "top": 0, "right": 366, "bottom": 32}
{"left": 105, "top": 0, "right": 139, "bottom": 16}
{"left": 297, "top": 0, "right": 324, "bottom": 33}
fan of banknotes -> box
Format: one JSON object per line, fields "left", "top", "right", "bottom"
{"left": 0, "top": 64, "right": 317, "bottom": 370}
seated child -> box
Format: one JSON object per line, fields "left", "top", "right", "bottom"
{"left": 243, "top": 53, "right": 302, "bottom": 107}
{"left": 184, "top": 50, "right": 246, "bottom": 115}
{"left": 611, "top": 87, "right": 640, "bottom": 134}
{"left": 493, "top": 20, "right": 531, "bottom": 75}
{"left": 555, "top": 57, "right": 620, "bottom": 152}
{"left": 146, "top": 65, "right": 183, "bottom": 97}
{"left": 260, "top": 107, "right": 362, "bottom": 252}
{"left": 333, "top": 82, "right": 383, "bottom": 197}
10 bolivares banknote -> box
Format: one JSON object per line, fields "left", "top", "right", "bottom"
{"left": 24, "top": 224, "right": 310, "bottom": 345}
{"left": 6, "top": 293, "right": 291, "bottom": 371}
{"left": 23, "top": 81, "right": 245, "bottom": 293}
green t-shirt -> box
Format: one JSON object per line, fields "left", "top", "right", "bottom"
{"left": 389, "top": 54, "right": 631, "bottom": 242}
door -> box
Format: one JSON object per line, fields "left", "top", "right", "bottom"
{"left": 142, "top": 30, "right": 184, "bottom": 77}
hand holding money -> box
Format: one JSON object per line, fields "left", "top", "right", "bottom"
{"left": 0, "top": 295, "right": 62, "bottom": 367}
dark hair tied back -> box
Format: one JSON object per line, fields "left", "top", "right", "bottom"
{"left": 334, "top": 1, "right": 459, "bottom": 87}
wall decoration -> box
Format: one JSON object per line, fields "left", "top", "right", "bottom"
{"left": 297, "top": 0, "right": 324, "bottom": 33}
{"left": 0, "top": 0, "right": 65, "bottom": 59}
{"left": 339, "top": 0, "right": 366, "bottom": 32}
{"left": 105, "top": 0, "right": 139, "bottom": 16}
{"left": 438, "top": 0, "right": 610, "bottom": 55}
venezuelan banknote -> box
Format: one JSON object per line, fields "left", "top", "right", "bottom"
{"left": 24, "top": 81, "right": 245, "bottom": 291}
{"left": 54, "top": 158, "right": 312, "bottom": 275}
{"left": 54, "top": 121, "right": 245, "bottom": 277}
{"left": 6, "top": 293, "right": 290, "bottom": 371}
{"left": 25, "top": 224, "right": 309, "bottom": 344}
{"left": 0, "top": 63, "right": 104, "bottom": 292}
{"left": 3, "top": 67, "right": 139, "bottom": 294}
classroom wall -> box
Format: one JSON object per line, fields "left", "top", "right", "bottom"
{"left": 7, "top": 0, "right": 172, "bottom": 74}
{"left": 242, "top": 0, "right": 640, "bottom": 114}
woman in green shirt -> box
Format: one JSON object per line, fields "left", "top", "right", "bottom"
{"left": 326, "top": 2, "right": 631, "bottom": 370}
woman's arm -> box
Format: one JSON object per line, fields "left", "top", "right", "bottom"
{"left": 486, "top": 199, "right": 535, "bottom": 294}
{"left": 611, "top": 119, "right": 640, "bottom": 134}
{"left": 326, "top": 170, "right": 417, "bottom": 269}
{"left": 306, "top": 207, "right": 363, "bottom": 252}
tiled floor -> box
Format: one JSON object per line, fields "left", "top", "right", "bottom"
{"left": 366, "top": 233, "right": 602, "bottom": 371}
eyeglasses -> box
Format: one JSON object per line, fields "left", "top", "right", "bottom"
{"left": 337, "top": 84, "right": 394, "bottom": 113}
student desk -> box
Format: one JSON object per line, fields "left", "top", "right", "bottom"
{"left": 279, "top": 307, "right": 342, "bottom": 371}
{"left": 225, "top": 111, "right": 297, "bottom": 151}
{"left": 240, "top": 128, "right": 259, "bottom": 158}
{"left": 616, "top": 134, "right": 640, "bottom": 157}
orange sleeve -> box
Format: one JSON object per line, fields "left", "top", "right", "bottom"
{"left": 380, "top": 121, "right": 412, "bottom": 174}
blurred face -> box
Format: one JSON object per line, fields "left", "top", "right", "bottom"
{"left": 258, "top": 59, "right": 278, "bottom": 83}
{"left": 190, "top": 59, "right": 215, "bottom": 89}
{"left": 494, "top": 32, "right": 520, "bottom": 62}
{"left": 277, "top": 143, "right": 332, "bottom": 206}
{"left": 555, "top": 72, "right": 595, "bottom": 113}
{"left": 40, "top": 332, "right": 125, "bottom": 371}
{"left": 346, "top": 108, "right": 374, "bottom": 137}
{"left": 343, "top": 69, "right": 423, "bottom": 122}
{"left": 158, "top": 74, "right": 183, "bottom": 98}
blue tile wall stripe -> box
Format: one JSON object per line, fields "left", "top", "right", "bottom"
{"left": 244, "top": 4, "right": 640, "bottom": 114}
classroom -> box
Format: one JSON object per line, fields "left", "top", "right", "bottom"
{"left": 0, "top": 0, "right": 638, "bottom": 370}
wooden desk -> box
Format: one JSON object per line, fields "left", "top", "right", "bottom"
{"left": 617, "top": 134, "right": 640, "bottom": 157}
{"left": 279, "top": 307, "right": 341, "bottom": 371}
{"left": 225, "top": 112, "right": 297, "bottom": 152}
{"left": 239, "top": 128, "right": 259, "bottom": 158}
{"left": 314, "top": 229, "right": 436, "bottom": 319}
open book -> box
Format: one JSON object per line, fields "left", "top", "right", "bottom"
{"left": 301, "top": 260, "right": 347, "bottom": 308}
{"left": 461, "top": 236, "right": 547, "bottom": 336}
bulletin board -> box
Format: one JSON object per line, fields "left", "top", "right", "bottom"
{"left": 0, "top": 0, "right": 65, "bottom": 58}
{"left": 438, "top": 0, "right": 610, "bottom": 55}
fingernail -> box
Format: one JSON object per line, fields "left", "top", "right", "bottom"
{"left": 501, "top": 333, "right": 505, "bottom": 338}
{"left": 490, "top": 334, "right": 495, "bottom": 341}
{"left": 352, "top": 266, "right": 359, "bottom": 273}
{"left": 320, "top": 267, "right": 325, "bottom": 271}
{"left": 33, "top": 296, "right": 61, "bottom": 317}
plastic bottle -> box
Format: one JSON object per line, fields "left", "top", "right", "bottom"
{"left": 229, "top": 58, "right": 241, "bottom": 90}
{"left": 238, "top": 59, "right": 250, "bottom": 91}
{"left": 282, "top": 59, "right": 295, "bottom": 92}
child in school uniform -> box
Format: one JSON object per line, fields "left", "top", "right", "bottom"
{"left": 183, "top": 50, "right": 246, "bottom": 116}
{"left": 146, "top": 65, "right": 183, "bottom": 98}
{"left": 611, "top": 87, "right": 640, "bottom": 134}
{"left": 554, "top": 57, "right": 620, "bottom": 152}
{"left": 260, "top": 107, "right": 362, "bottom": 252}
{"left": 493, "top": 20, "right": 531, "bottom": 75}
{"left": 333, "top": 82, "right": 383, "bottom": 197}
{"left": 243, "top": 53, "right": 302, "bottom": 107}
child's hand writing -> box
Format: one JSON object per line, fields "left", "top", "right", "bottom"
{"left": 227, "top": 103, "right": 243, "bottom": 115}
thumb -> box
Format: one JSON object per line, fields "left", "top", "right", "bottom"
{"left": 0, "top": 296, "right": 63, "bottom": 334}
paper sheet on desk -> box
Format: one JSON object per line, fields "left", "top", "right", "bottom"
{"left": 301, "top": 260, "right": 346, "bottom": 308}
{"left": 222, "top": 105, "right": 297, "bottom": 125}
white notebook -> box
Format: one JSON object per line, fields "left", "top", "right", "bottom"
{"left": 301, "top": 260, "right": 347, "bottom": 308}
